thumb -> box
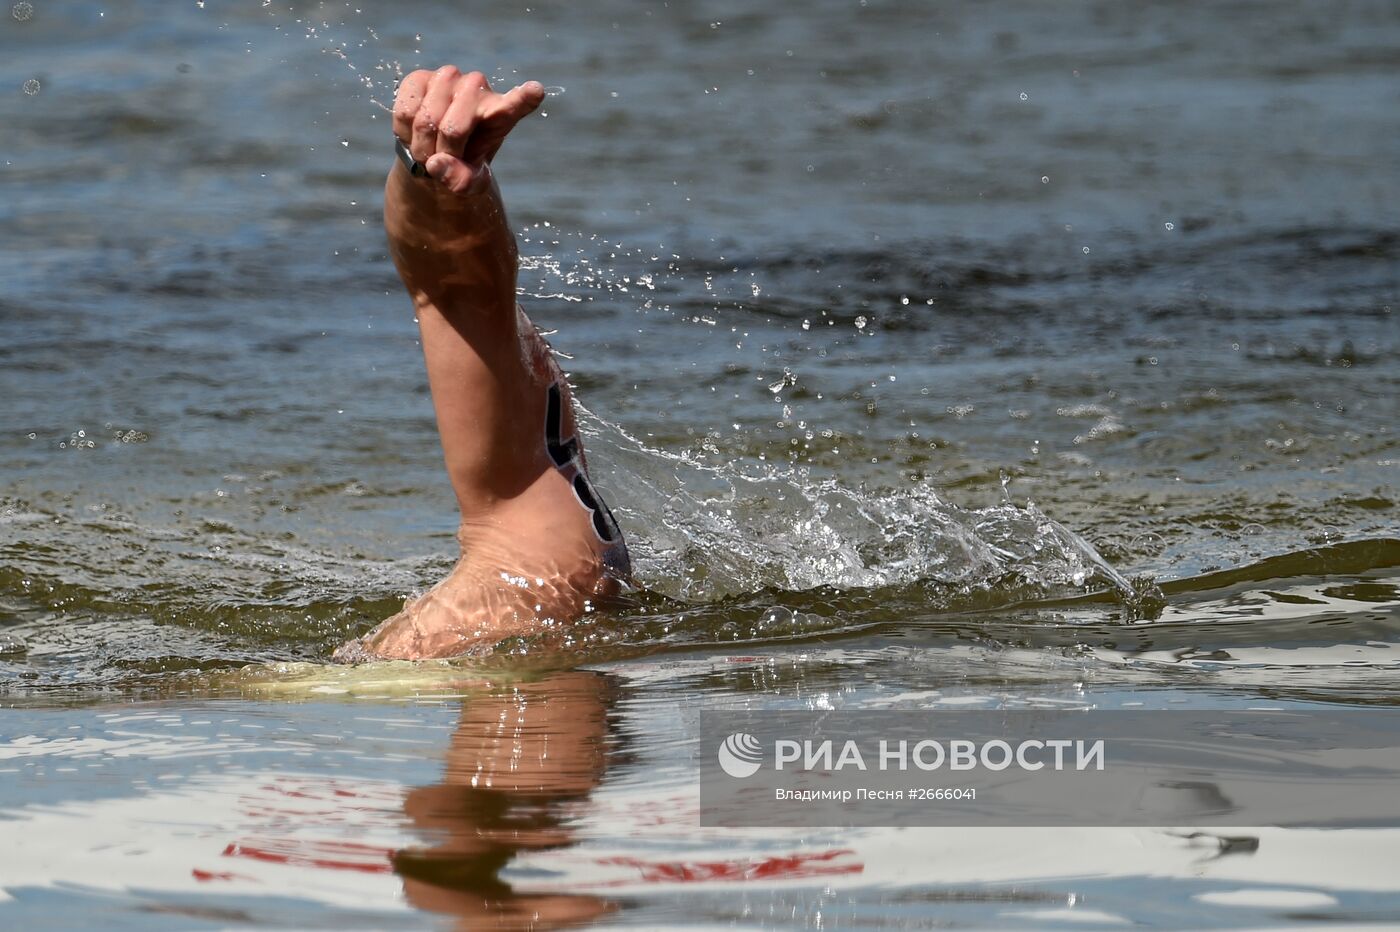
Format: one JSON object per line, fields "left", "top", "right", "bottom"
{"left": 424, "top": 152, "right": 479, "bottom": 194}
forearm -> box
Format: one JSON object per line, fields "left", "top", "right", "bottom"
{"left": 384, "top": 159, "right": 540, "bottom": 507}
{"left": 377, "top": 67, "right": 550, "bottom": 507}
{"left": 383, "top": 160, "right": 519, "bottom": 315}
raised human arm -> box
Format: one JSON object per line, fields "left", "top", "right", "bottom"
{"left": 385, "top": 67, "right": 547, "bottom": 508}
{"left": 333, "top": 66, "right": 627, "bottom": 663}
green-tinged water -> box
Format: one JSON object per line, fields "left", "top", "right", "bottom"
{"left": 1, "top": 0, "right": 1398, "bottom": 927}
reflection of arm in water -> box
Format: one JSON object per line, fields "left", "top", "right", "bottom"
{"left": 334, "top": 66, "right": 630, "bottom": 662}
{"left": 393, "top": 671, "right": 617, "bottom": 925}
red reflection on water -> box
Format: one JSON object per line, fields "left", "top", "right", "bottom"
{"left": 222, "top": 838, "right": 396, "bottom": 874}
{"left": 191, "top": 868, "right": 253, "bottom": 882}
{"left": 599, "top": 848, "right": 862, "bottom": 883}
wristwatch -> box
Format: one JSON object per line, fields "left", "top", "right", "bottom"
{"left": 394, "top": 136, "right": 428, "bottom": 178}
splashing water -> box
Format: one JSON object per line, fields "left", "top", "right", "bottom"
{"left": 580, "top": 406, "right": 1133, "bottom": 605}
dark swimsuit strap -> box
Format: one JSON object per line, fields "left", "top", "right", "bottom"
{"left": 544, "top": 381, "right": 622, "bottom": 545}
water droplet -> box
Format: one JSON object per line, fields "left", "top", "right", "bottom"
{"left": 1040, "top": 175, "right": 1049, "bottom": 183}
{"left": 12, "top": 2, "right": 33, "bottom": 21}
{"left": 22, "top": 78, "right": 39, "bottom": 95}
{"left": 1082, "top": 246, "right": 1090, "bottom": 254}
{"left": 196, "top": 0, "right": 204, "bottom": 7}
{"left": 339, "top": 137, "right": 349, "bottom": 147}
{"left": 900, "top": 295, "right": 909, "bottom": 305}
{"left": 1019, "top": 91, "right": 1029, "bottom": 101}
{"left": 1131, "top": 532, "right": 1166, "bottom": 554}
{"left": 1314, "top": 523, "right": 1342, "bottom": 543}
{"left": 1164, "top": 221, "right": 1175, "bottom": 231}
{"left": 854, "top": 315, "right": 868, "bottom": 330}
{"left": 543, "top": 85, "right": 565, "bottom": 96}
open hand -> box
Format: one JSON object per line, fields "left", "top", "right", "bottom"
{"left": 393, "top": 66, "right": 546, "bottom": 194}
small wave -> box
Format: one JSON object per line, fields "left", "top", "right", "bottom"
{"left": 1158, "top": 538, "right": 1400, "bottom": 596}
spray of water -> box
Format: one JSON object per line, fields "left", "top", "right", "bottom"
{"left": 579, "top": 405, "right": 1133, "bottom": 604}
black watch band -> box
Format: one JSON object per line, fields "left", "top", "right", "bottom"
{"left": 394, "top": 136, "right": 428, "bottom": 178}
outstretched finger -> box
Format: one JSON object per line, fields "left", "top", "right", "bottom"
{"left": 392, "top": 70, "right": 431, "bottom": 145}
{"left": 500, "top": 80, "right": 547, "bottom": 117}
{"left": 467, "top": 81, "right": 543, "bottom": 163}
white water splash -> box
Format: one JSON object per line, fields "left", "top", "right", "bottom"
{"left": 577, "top": 407, "right": 1130, "bottom": 603}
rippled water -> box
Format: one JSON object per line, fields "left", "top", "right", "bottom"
{"left": 2, "top": 0, "right": 1398, "bottom": 927}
